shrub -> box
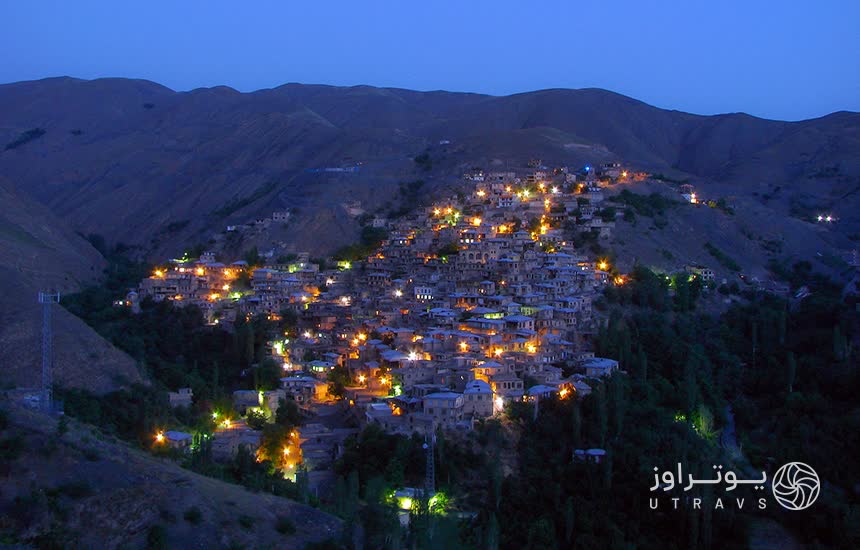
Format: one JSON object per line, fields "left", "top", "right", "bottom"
{"left": 413, "top": 153, "right": 432, "bottom": 171}
{"left": 704, "top": 242, "right": 741, "bottom": 272}
{"left": 147, "top": 524, "right": 168, "bottom": 550}
{"left": 183, "top": 506, "right": 202, "bottom": 524}
{"left": 238, "top": 514, "right": 255, "bottom": 529}
{"left": 56, "top": 416, "right": 69, "bottom": 437}
{"left": 57, "top": 481, "right": 92, "bottom": 499}
{"left": 5, "top": 128, "right": 46, "bottom": 150}
{"left": 275, "top": 515, "right": 296, "bottom": 534}
{"left": 609, "top": 190, "right": 678, "bottom": 217}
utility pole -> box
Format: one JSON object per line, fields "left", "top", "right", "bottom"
{"left": 38, "top": 291, "right": 60, "bottom": 412}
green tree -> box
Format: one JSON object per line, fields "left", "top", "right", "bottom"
{"left": 786, "top": 351, "right": 797, "bottom": 394}
{"left": 571, "top": 403, "right": 582, "bottom": 448}
{"left": 275, "top": 398, "right": 302, "bottom": 427}
{"left": 526, "top": 517, "right": 557, "bottom": 550}
{"left": 486, "top": 512, "right": 500, "bottom": 550}
{"left": 595, "top": 384, "right": 608, "bottom": 447}
{"left": 327, "top": 365, "right": 351, "bottom": 400}
{"left": 243, "top": 246, "right": 262, "bottom": 266}
{"left": 563, "top": 497, "right": 575, "bottom": 545}
{"left": 682, "top": 355, "right": 698, "bottom": 415}
{"left": 246, "top": 409, "right": 267, "bottom": 430}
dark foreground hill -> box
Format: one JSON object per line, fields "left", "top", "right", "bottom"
{"left": 0, "top": 404, "right": 341, "bottom": 548}
{"left": 0, "top": 77, "right": 857, "bottom": 259}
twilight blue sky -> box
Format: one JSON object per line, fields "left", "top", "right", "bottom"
{"left": 2, "top": 1, "right": 858, "bottom": 121}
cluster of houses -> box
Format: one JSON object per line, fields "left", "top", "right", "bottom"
{"left": 143, "top": 162, "right": 646, "bottom": 463}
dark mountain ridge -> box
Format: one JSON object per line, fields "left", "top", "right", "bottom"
{"left": 0, "top": 76, "right": 857, "bottom": 257}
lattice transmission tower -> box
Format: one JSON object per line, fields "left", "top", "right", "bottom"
{"left": 38, "top": 291, "right": 60, "bottom": 411}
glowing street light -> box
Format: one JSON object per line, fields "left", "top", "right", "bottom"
{"left": 459, "top": 341, "right": 469, "bottom": 352}
{"left": 358, "top": 374, "right": 366, "bottom": 384}
{"left": 155, "top": 432, "right": 165, "bottom": 444}
{"left": 394, "top": 289, "right": 403, "bottom": 298}
{"left": 598, "top": 260, "right": 609, "bottom": 271}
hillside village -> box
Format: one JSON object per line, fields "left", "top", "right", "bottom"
{"left": 120, "top": 162, "right": 740, "bottom": 475}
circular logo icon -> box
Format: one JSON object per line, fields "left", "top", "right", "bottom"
{"left": 772, "top": 462, "right": 820, "bottom": 510}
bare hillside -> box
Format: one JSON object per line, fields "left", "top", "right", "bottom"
{"left": 0, "top": 178, "right": 142, "bottom": 393}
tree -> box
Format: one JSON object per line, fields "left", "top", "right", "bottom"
{"left": 571, "top": 403, "right": 582, "bottom": 448}
{"left": 608, "top": 374, "right": 626, "bottom": 438}
{"left": 526, "top": 517, "right": 557, "bottom": 550}
{"left": 327, "top": 365, "right": 351, "bottom": 400}
{"left": 246, "top": 409, "right": 267, "bottom": 430}
{"left": 253, "top": 358, "right": 282, "bottom": 391}
{"left": 833, "top": 326, "right": 847, "bottom": 361}
{"left": 276, "top": 398, "right": 302, "bottom": 427}
{"left": 786, "top": 351, "right": 796, "bottom": 394}
{"left": 243, "top": 246, "right": 262, "bottom": 266}
{"left": 436, "top": 241, "right": 459, "bottom": 257}
{"left": 595, "top": 384, "right": 608, "bottom": 447}
{"left": 486, "top": 512, "right": 500, "bottom": 550}
{"left": 563, "top": 497, "right": 575, "bottom": 545}
{"left": 637, "top": 345, "right": 648, "bottom": 382}
{"left": 682, "top": 355, "right": 698, "bottom": 415}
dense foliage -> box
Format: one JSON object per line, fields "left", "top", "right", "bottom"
{"left": 328, "top": 264, "right": 858, "bottom": 549}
